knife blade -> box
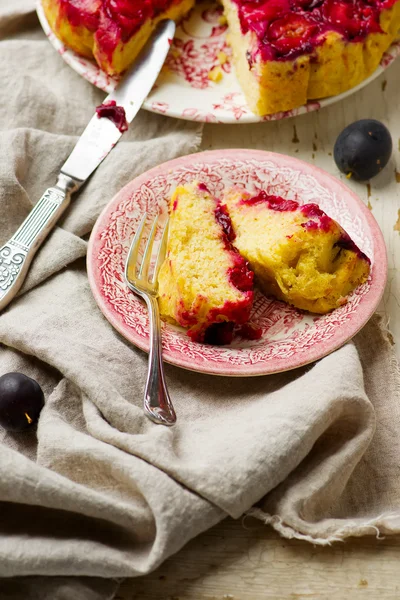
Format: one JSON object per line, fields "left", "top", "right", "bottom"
{"left": 62, "top": 19, "right": 176, "bottom": 183}
{"left": 0, "top": 19, "right": 175, "bottom": 312}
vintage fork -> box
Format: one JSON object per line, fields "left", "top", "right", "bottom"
{"left": 124, "top": 213, "right": 176, "bottom": 426}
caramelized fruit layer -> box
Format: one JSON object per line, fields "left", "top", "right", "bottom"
{"left": 233, "top": 0, "right": 399, "bottom": 60}
{"left": 58, "top": 0, "right": 178, "bottom": 42}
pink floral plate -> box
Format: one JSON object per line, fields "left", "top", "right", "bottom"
{"left": 37, "top": 1, "right": 400, "bottom": 125}
{"left": 87, "top": 149, "right": 386, "bottom": 377}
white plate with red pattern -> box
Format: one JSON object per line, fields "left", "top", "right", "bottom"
{"left": 87, "top": 149, "right": 386, "bottom": 376}
{"left": 37, "top": 1, "right": 400, "bottom": 125}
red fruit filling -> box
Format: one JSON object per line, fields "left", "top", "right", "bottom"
{"left": 237, "top": 323, "right": 263, "bottom": 340}
{"left": 103, "top": 0, "right": 172, "bottom": 41}
{"left": 232, "top": 0, "right": 396, "bottom": 60}
{"left": 301, "top": 216, "right": 331, "bottom": 231}
{"left": 95, "top": 100, "right": 128, "bottom": 132}
{"left": 301, "top": 204, "right": 333, "bottom": 232}
{"left": 241, "top": 190, "right": 299, "bottom": 211}
{"left": 301, "top": 203, "right": 325, "bottom": 217}
{"left": 213, "top": 202, "right": 254, "bottom": 293}
{"left": 267, "top": 14, "right": 319, "bottom": 57}
{"left": 301, "top": 219, "right": 319, "bottom": 230}
{"left": 335, "top": 231, "right": 371, "bottom": 263}
{"left": 60, "top": 0, "right": 101, "bottom": 31}
{"left": 203, "top": 322, "right": 263, "bottom": 345}
{"left": 186, "top": 296, "right": 253, "bottom": 344}
{"left": 229, "top": 262, "right": 254, "bottom": 291}
{"left": 204, "top": 322, "right": 235, "bottom": 345}
{"left": 240, "top": 0, "right": 291, "bottom": 39}
{"left": 321, "top": 0, "right": 382, "bottom": 38}
{"left": 215, "top": 203, "right": 236, "bottom": 241}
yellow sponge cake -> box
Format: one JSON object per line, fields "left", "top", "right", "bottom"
{"left": 158, "top": 182, "right": 254, "bottom": 344}
{"left": 224, "top": 187, "right": 370, "bottom": 314}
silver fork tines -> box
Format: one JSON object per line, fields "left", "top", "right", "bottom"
{"left": 124, "top": 213, "right": 176, "bottom": 426}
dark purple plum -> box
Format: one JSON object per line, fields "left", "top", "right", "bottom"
{"left": 0, "top": 372, "right": 44, "bottom": 432}
{"left": 334, "top": 119, "right": 392, "bottom": 181}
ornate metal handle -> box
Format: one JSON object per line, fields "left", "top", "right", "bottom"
{"left": 0, "top": 173, "right": 80, "bottom": 312}
{"left": 143, "top": 294, "right": 176, "bottom": 426}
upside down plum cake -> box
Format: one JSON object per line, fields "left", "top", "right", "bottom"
{"left": 42, "top": 0, "right": 400, "bottom": 115}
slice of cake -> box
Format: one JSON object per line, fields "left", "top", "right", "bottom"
{"left": 222, "top": 0, "right": 400, "bottom": 115}
{"left": 224, "top": 188, "right": 370, "bottom": 314}
{"left": 42, "top": 0, "right": 195, "bottom": 74}
{"left": 157, "top": 182, "right": 254, "bottom": 344}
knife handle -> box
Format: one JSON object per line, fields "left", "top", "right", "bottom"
{"left": 0, "top": 173, "right": 80, "bottom": 312}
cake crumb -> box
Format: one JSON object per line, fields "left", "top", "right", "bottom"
{"left": 359, "top": 579, "right": 368, "bottom": 587}
{"left": 394, "top": 209, "right": 400, "bottom": 232}
{"left": 218, "top": 51, "right": 228, "bottom": 65}
{"left": 292, "top": 125, "right": 300, "bottom": 143}
{"left": 395, "top": 169, "right": 400, "bottom": 183}
{"left": 208, "top": 66, "right": 223, "bottom": 82}
{"left": 367, "top": 200, "right": 372, "bottom": 210}
{"left": 382, "top": 79, "right": 387, "bottom": 91}
{"left": 169, "top": 46, "right": 181, "bottom": 59}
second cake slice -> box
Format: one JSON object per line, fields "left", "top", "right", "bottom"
{"left": 224, "top": 187, "right": 371, "bottom": 314}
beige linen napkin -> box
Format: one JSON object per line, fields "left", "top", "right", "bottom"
{"left": 1, "top": 2, "right": 400, "bottom": 599}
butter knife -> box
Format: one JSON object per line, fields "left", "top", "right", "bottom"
{"left": 0, "top": 19, "right": 175, "bottom": 312}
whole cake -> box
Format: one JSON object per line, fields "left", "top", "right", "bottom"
{"left": 224, "top": 187, "right": 371, "bottom": 314}
{"left": 157, "top": 182, "right": 254, "bottom": 344}
{"left": 42, "top": 0, "right": 400, "bottom": 116}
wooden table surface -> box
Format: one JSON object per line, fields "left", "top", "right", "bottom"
{"left": 119, "top": 60, "right": 400, "bottom": 599}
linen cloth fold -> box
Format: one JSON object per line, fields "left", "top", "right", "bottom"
{"left": 1, "top": 2, "right": 400, "bottom": 599}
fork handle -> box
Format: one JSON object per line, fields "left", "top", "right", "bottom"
{"left": 143, "top": 295, "right": 176, "bottom": 426}
{"left": 0, "top": 173, "right": 80, "bottom": 312}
